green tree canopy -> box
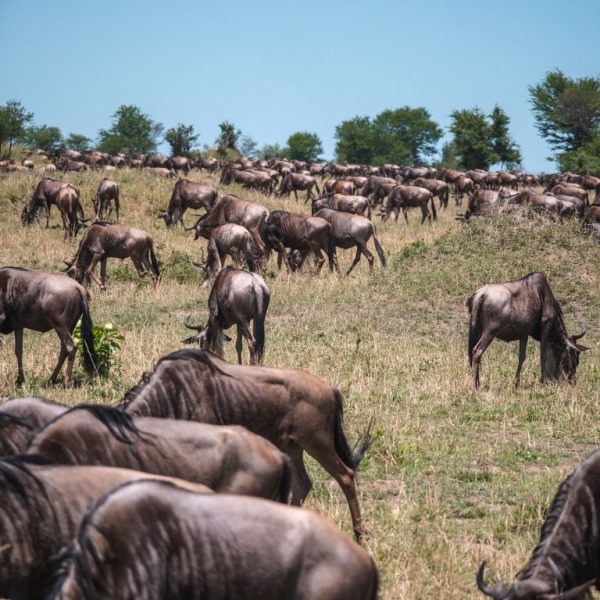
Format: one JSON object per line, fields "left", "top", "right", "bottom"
{"left": 259, "top": 143, "right": 287, "bottom": 160}
{"left": 529, "top": 69, "right": 600, "bottom": 154}
{"left": 23, "top": 124, "right": 64, "bottom": 155}
{"left": 65, "top": 133, "right": 92, "bottom": 152}
{"left": 97, "top": 105, "right": 163, "bottom": 154}
{"left": 239, "top": 135, "right": 259, "bottom": 159}
{"left": 334, "top": 116, "right": 375, "bottom": 164}
{"left": 489, "top": 106, "right": 522, "bottom": 168}
{"left": 0, "top": 99, "right": 34, "bottom": 158}
{"left": 164, "top": 123, "right": 199, "bottom": 157}
{"left": 215, "top": 121, "right": 241, "bottom": 159}
{"left": 286, "top": 131, "right": 323, "bottom": 162}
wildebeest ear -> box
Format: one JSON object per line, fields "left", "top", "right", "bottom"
{"left": 181, "top": 335, "right": 200, "bottom": 345}
{"left": 575, "top": 344, "right": 590, "bottom": 352}
{"left": 223, "top": 333, "right": 232, "bottom": 342}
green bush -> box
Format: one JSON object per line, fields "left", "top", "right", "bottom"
{"left": 73, "top": 321, "right": 124, "bottom": 377}
{"left": 165, "top": 250, "right": 197, "bottom": 283}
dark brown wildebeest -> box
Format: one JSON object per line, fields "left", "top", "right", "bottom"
{"left": 182, "top": 266, "right": 270, "bottom": 364}
{"left": 459, "top": 189, "right": 501, "bottom": 220}
{"left": 144, "top": 153, "right": 169, "bottom": 168}
{"left": 64, "top": 222, "right": 160, "bottom": 289}
{"left": 0, "top": 457, "right": 210, "bottom": 600}
{"left": 92, "top": 178, "right": 119, "bottom": 220}
{"left": 312, "top": 194, "right": 371, "bottom": 218}
{"left": 189, "top": 194, "right": 269, "bottom": 255}
{"left": 0, "top": 397, "right": 66, "bottom": 456}
{"left": 455, "top": 175, "right": 474, "bottom": 205}
{"left": 196, "top": 157, "right": 218, "bottom": 173}
{"left": 220, "top": 165, "right": 274, "bottom": 194}
{"left": 158, "top": 179, "right": 217, "bottom": 228}
{"left": 380, "top": 184, "right": 437, "bottom": 224}
{"left": 313, "top": 208, "right": 386, "bottom": 275}
{"left": 467, "top": 272, "right": 588, "bottom": 388}
{"left": 278, "top": 172, "right": 320, "bottom": 202}
{"left": 440, "top": 167, "right": 465, "bottom": 184}
{"left": 27, "top": 404, "right": 291, "bottom": 501}
{"left": 58, "top": 159, "right": 87, "bottom": 172}
{"left": 194, "top": 223, "right": 258, "bottom": 284}
{"left": 583, "top": 205, "right": 600, "bottom": 225}
{"left": 55, "top": 184, "right": 88, "bottom": 239}
{"left": 549, "top": 184, "right": 588, "bottom": 205}
{"left": 169, "top": 155, "right": 191, "bottom": 174}
{"left": 0, "top": 267, "right": 97, "bottom": 386}
{"left": 48, "top": 480, "right": 378, "bottom": 600}
{"left": 122, "top": 348, "right": 374, "bottom": 541}
{"left": 413, "top": 177, "right": 450, "bottom": 209}
{"left": 264, "top": 211, "right": 334, "bottom": 273}
{"left": 143, "top": 166, "right": 177, "bottom": 178}
{"left": 360, "top": 175, "right": 398, "bottom": 206}
{"left": 477, "top": 448, "right": 600, "bottom": 599}
{"left": 21, "top": 177, "right": 71, "bottom": 228}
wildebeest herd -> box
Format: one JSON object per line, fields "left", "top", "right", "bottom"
{"left": 0, "top": 153, "right": 598, "bottom": 598}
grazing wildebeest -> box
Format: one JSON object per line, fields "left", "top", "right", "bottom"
{"left": 58, "top": 159, "right": 87, "bottom": 172}
{"left": 92, "top": 178, "right": 119, "bottom": 219}
{"left": 196, "top": 157, "right": 218, "bottom": 173}
{"left": 454, "top": 175, "right": 474, "bottom": 205}
{"left": 0, "top": 457, "right": 210, "bottom": 600}
{"left": 583, "top": 205, "right": 600, "bottom": 225}
{"left": 194, "top": 223, "right": 258, "bottom": 284}
{"left": 380, "top": 184, "right": 437, "bottom": 224}
{"left": 360, "top": 175, "right": 398, "bottom": 206}
{"left": 188, "top": 194, "right": 269, "bottom": 255}
{"left": 27, "top": 404, "right": 291, "bottom": 501}
{"left": 169, "top": 155, "right": 191, "bottom": 174}
{"left": 54, "top": 184, "right": 88, "bottom": 239}
{"left": 143, "top": 166, "right": 177, "bottom": 178}
{"left": 264, "top": 211, "right": 334, "bottom": 272}
{"left": 158, "top": 179, "right": 217, "bottom": 228}
{"left": 314, "top": 208, "right": 386, "bottom": 275}
{"left": 220, "top": 166, "right": 274, "bottom": 194}
{"left": 550, "top": 184, "right": 589, "bottom": 205}
{"left": 312, "top": 194, "right": 371, "bottom": 218}
{"left": 278, "top": 172, "right": 321, "bottom": 202}
{"left": 413, "top": 177, "right": 450, "bottom": 209}
{"left": 0, "top": 267, "right": 97, "bottom": 386}
{"left": 477, "top": 448, "right": 600, "bottom": 599}
{"left": 64, "top": 221, "right": 160, "bottom": 289}
{"left": 0, "top": 397, "right": 66, "bottom": 456}
{"left": 48, "top": 480, "right": 378, "bottom": 600}
{"left": 467, "top": 272, "right": 588, "bottom": 388}
{"left": 458, "top": 189, "right": 501, "bottom": 220}
{"left": 122, "top": 348, "right": 374, "bottom": 540}
{"left": 21, "top": 178, "right": 71, "bottom": 228}
{"left": 182, "top": 266, "right": 270, "bottom": 364}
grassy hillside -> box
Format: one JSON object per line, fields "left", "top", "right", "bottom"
{"left": 1, "top": 168, "right": 599, "bottom": 598}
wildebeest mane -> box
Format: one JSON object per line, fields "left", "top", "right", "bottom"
{"left": 0, "top": 454, "right": 50, "bottom": 507}
{"left": 0, "top": 412, "right": 31, "bottom": 431}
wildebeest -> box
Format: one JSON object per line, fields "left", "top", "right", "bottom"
{"left": 194, "top": 223, "right": 258, "bottom": 284}
{"left": 278, "top": 172, "right": 320, "bottom": 202}
{"left": 467, "top": 272, "right": 588, "bottom": 388}
{"left": 0, "top": 457, "right": 210, "bottom": 600}
{"left": 143, "top": 166, "right": 176, "bottom": 178}
{"left": 0, "top": 267, "right": 97, "bottom": 386}
{"left": 454, "top": 175, "right": 474, "bottom": 205}
{"left": 550, "top": 184, "right": 589, "bottom": 205}
{"left": 380, "top": 184, "right": 437, "bottom": 224}
{"left": 48, "top": 480, "right": 378, "bottom": 599}
{"left": 413, "top": 177, "right": 450, "bottom": 209}
{"left": 189, "top": 194, "right": 269, "bottom": 255}
{"left": 312, "top": 194, "right": 371, "bottom": 218}
{"left": 182, "top": 266, "right": 270, "bottom": 364}
{"left": 0, "top": 397, "right": 66, "bottom": 456}
{"left": 169, "top": 155, "right": 191, "bottom": 174}
{"left": 265, "top": 210, "right": 334, "bottom": 273}
{"left": 314, "top": 208, "right": 386, "bottom": 274}
{"left": 55, "top": 184, "right": 88, "bottom": 239}
{"left": 122, "top": 348, "right": 374, "bottom": 540}
{"left": 27, "top": 404, "right": 291, "bottom": 501}
{"left": 476, "top": 447, "right": 600, "bottom": 599}
{"left": 220, "top": 165, "right": 274, "bottom": 194}
{"left": 64, "top": 221, "right": 160, "bottom": 289}
{"left": 92, "top": 178, "right": 119, "bottom": 219}
{"left": 360, "top": 175, "right": 398, "bottom": 206}
{"left": 21, "top": 178, "right": 70, "bottom": 228}
{"left": 157, "top": 179, "right": 217, "bottom": 228}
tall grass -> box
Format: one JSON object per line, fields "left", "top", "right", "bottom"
{"left": 0, "top": 168, "right": 599, "bottom": 597}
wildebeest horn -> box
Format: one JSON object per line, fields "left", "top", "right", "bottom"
{"left": 476, "top": 563, "right": 510, "bottom": 599}
{"left": 572, "top": 329, "right": 586, "bottom": 342}
{"left": 513, "top": 578, "right": 553, "bottom": 597}
{"left": 539, "top": 578, "right": 596, "bottom": 599}
{"left": 183, "top": 314, "right": 204, "bottom": 331}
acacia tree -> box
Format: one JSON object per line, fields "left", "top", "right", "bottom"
{"left": 334, "top": 116, "right": 375, "bottom": 164}
{"left": 0, "top": 99, "right": 33, "bottom": 158}
{"left": 65, "top": 133, "right": 92, "bottom": 152}
{"left": 215, "top": 121, "right": 241, "bottom": 159}
{"left": 164, "top": 123, "right": 199, "bottom": 157}
{"left": 286, "top": 131, "right": 323, "bottom": 162}
{"left": 97, "top": 105, "right": 163, "bottom": 155}
{"left": 24, "top": 125, "right": 64, "bottom": 155}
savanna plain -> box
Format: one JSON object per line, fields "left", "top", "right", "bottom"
{"left": 1, "top": 166, "right": 599, "bottom": 599}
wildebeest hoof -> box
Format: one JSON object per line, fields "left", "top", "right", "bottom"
{"left": 15, "top": 377, "right": 24, "bottom": 388}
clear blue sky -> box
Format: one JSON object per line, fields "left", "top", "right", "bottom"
{"left": 1, "top": 0, "right": 599, "bottom": 171}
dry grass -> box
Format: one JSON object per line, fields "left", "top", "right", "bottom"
{"left": 1, "top": 168, "right": 600, "bottom": 598}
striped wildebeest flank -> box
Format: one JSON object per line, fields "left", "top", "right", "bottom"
{"left": 0, "top": 267, "right": 98, "bottom": 387}
{"left": 278, "top": 171, "right": 321, "bottom": 202}
{"left": 47, "top": 480, "right": 379, "bottom": 599}
{"left": 27, "top": 404, "right": 291, "bottom": 501}
{"left": 63, "top": 221, "right": 160, "bottom": 290}
{"left": 379, "top": 184, "right": 437, "bottom": 224}
{"left": 0, "top": 456, "right": 210, "bottom": 600}
{"left": 122, "top": 349, "right": 374, "bottom": 541}
{"left": 21, "top": 177, "right": 69, "bottom": 228}
{"left": 311, "top": 194, "right": 371, "bottom": 219}
{"left": 0, "top": 397, "right": 67, "bottom": 456}
{"left": 157, "top": 178, "right": 217, "bottom": 228}
{"left": 92, "top": 177, "right": 119, "bottom": 220}
{"left": 466, "top": 273, "right": 588, "bottom": 389}
{"left": 476, "top": 449, "right": 600, "bottom": 599}
{"left": 182, "top": 266, "right": 270, "bottom": 365}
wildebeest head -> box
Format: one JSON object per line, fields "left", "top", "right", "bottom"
{"left": 476, "top": 562, "right": 594, "bottom": 599}
{"left": 180, "top": 315, "right": 231, "bottom": 346}
{"left": 558, "top": 330, "right": 589, "bottom": 382}
{"left": 63, "top": 258, "right": 89, "bottom": 285}
{"left": 157, "top": 207, "right": 177, "bottom": 228}
{"left": 21, "top": 205, "right": 37, "bottom": 226}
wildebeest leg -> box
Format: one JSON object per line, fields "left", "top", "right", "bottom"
{"left": 130, "top": 255, "right": 148, "bottom": 282}
{"left": 14, "top": 329, "right": 25, "bottom": 386}
{"left": 45, "top": 203, "right": 51, "bottom": 228}
{"left": 310, "top": 241, "right": 325, "bottom": 274}
{"left": 86, "top": 254, "right": 105, "bottom": 290}
{"left": 293, "top": 189, "right": 299, "bottom": 202}
{"left": 235, "top": 327, "right": 244, "bottom": 364}
{"left": 100, "top": 258, "right": 108, "bottom": 288}
{"left": 238, "top": 323, "right": 256, "bottom": 365}
{"left": 48, "top": 327, "right": 76, "bottom": 386}
{"left": 402, "top": 208, "right": 408, "bottom": 223}
{"left": 420, "top": 206, "right": 428, "bottom": 224}
{"left": 471, "top": 335, "right": 494, "bottom": 388}
{"left": 286, "top": 443, "right": 313, "bottom": 505}
{"left": 514, "top": 337, "right": 528, "bottom": 386}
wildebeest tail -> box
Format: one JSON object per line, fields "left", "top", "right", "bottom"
{"left": 430, "top": 193, "right": 437, "bottom": 220}
{"left": 276, "top": 456, "right": 293, "bottom": 504}
{"left": 466, "top": 292, "right": 482, "bottom": 367}
{"left": 149, "top": 242, "right": 160, "bottom": 278}
{"left": 372, "top": 228, "right": 387, "bottom": 267}
{"left": 253, "top": 283, "right": 270, "bottom": 364}
{"left": 333, "top": 389, "right": 374, "bottom": 470}
{"left": 79, "top": 291, "right": 98, "bottom": 376}
{"left": 114, "top": 186, "right": 120, "bottom": 218}
{"left": 325, "top": 226, "right": 336, "bottom": 272}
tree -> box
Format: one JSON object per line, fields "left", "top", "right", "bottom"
{"left": 239, "top": 135, "right": 258, "bottom": 159}
{"left": 97, "top": 105, "right": 163, "bottom": 155}
{"left": 529, "top": 69, "right": 600, "bottom": 155}
{"left": 164, "top": 123, "right": 199, "bottom": 157}
{"left": 334, "top": 116, "right": 375, "bottom": 164}
{"left": 286, "top": 131, "right": 323, "bottom": 163}
{"left": 23, "top": 125, "right": 63, "bottom": 155}
{"left": 0, "top": 99, "right": 33, "bottom": 158}
{"left": 436, "top": 140, "right": 461, "bottom": 170}
{"left": 489, "top": 106, "right": 522, "bottom": 168}
{"left": 559, "top": 137, "right": 600, "bottom": 174}
{"left": 259, "top": 143, "right": 287, "bottom": 160}
{"left": 215, "top": 121, "right": 241, "bottom": 159}
{"left": 65, "top": 133, "right": 92, "bottom": 152}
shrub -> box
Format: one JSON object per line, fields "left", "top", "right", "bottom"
{"left": 73, "top": 321, "right": 124, "bottom": 377}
